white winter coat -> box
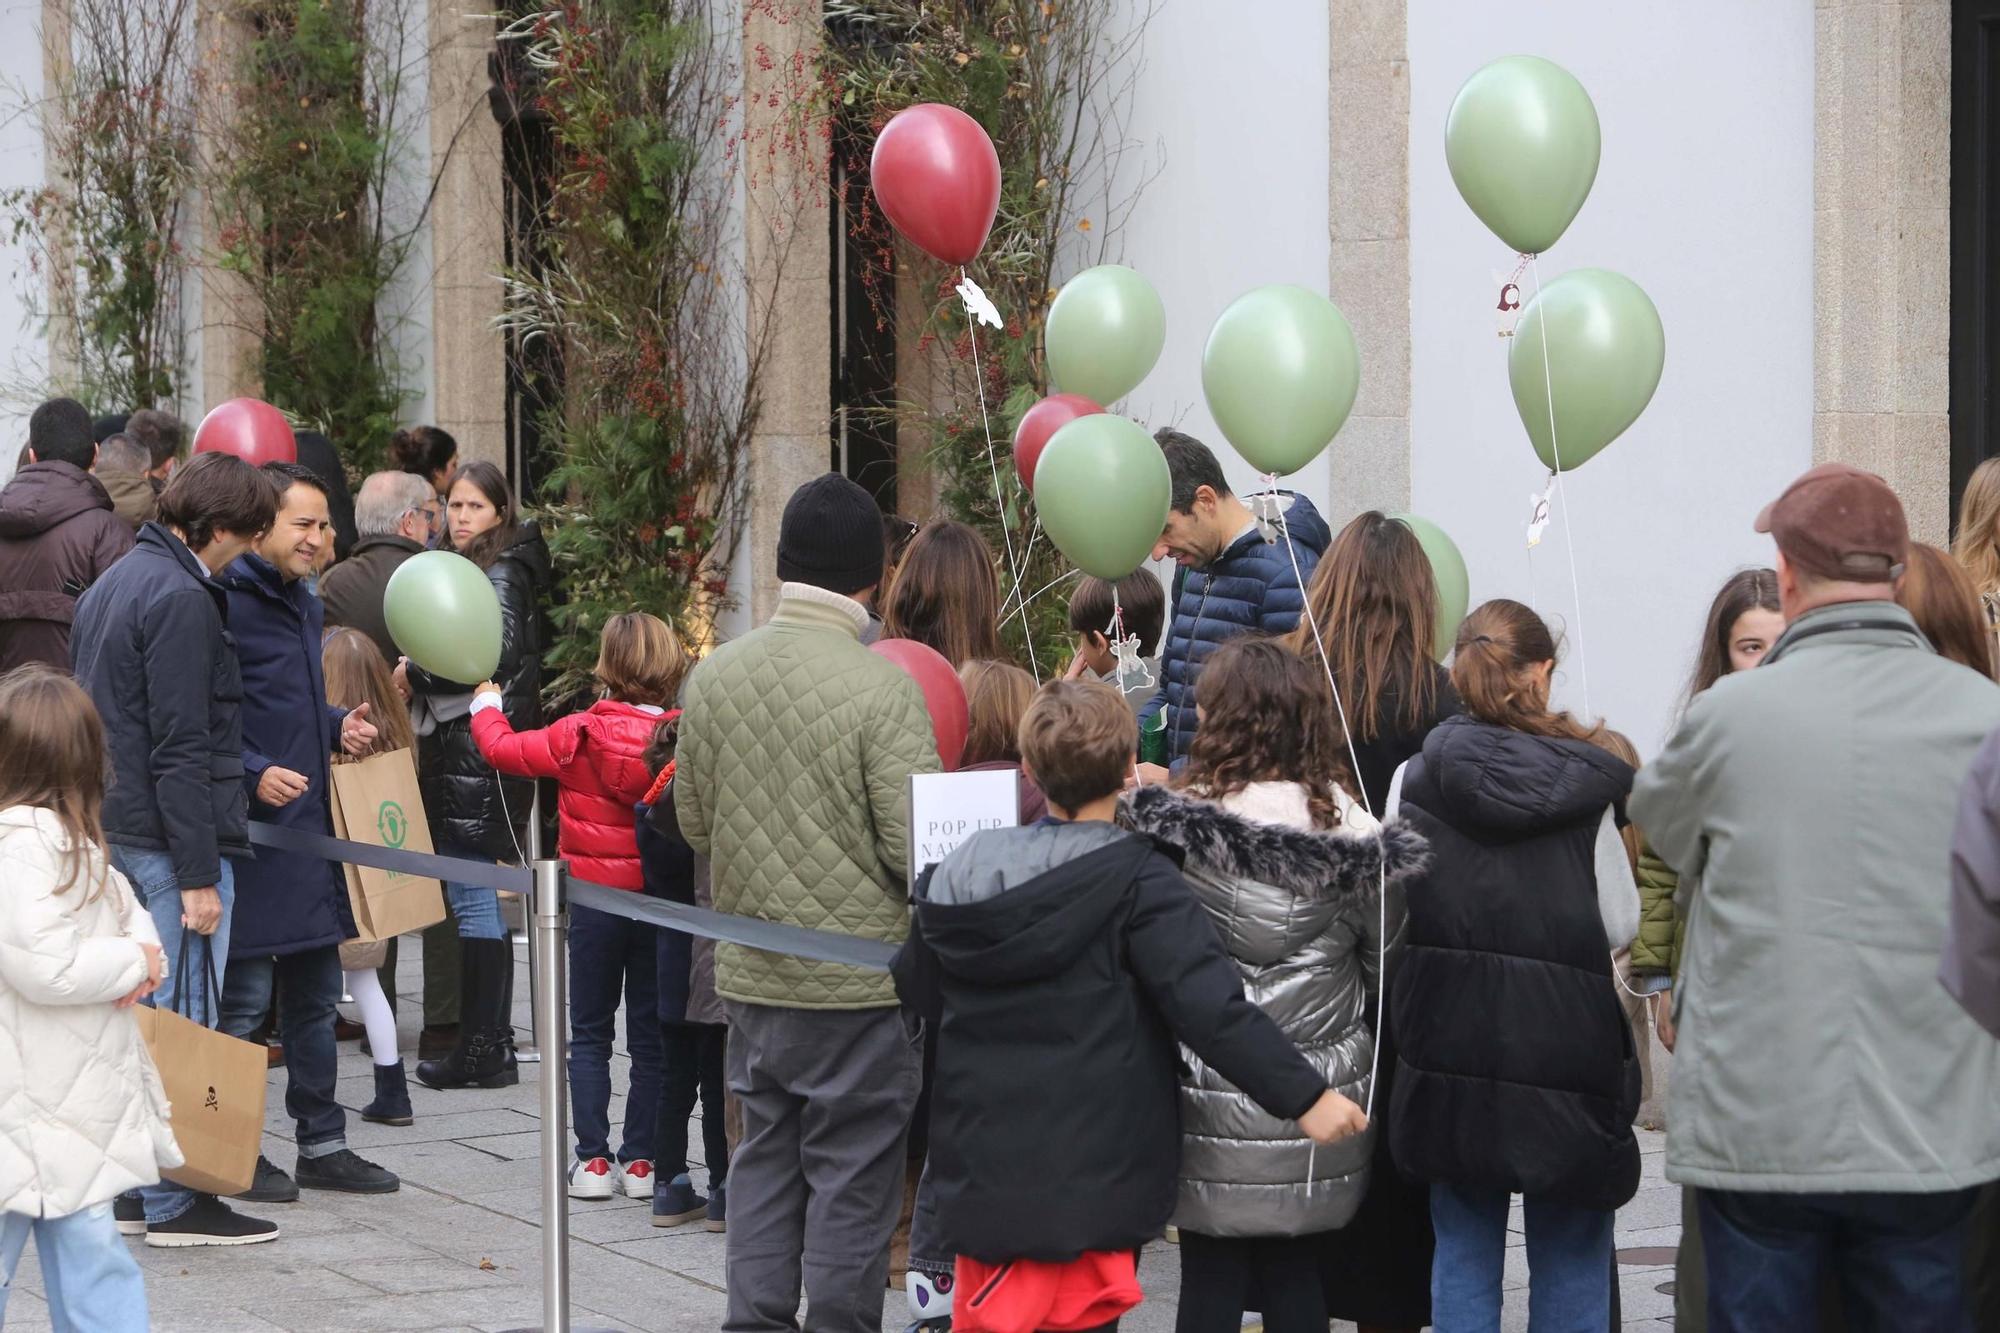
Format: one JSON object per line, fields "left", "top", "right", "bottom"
{"left": 0, "top": 806, "right": 181, "bottom": 1217}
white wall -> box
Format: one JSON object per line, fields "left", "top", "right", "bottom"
{"left": 1088, "top": 0, "right": 1334, "bottom": 517}
{"left": 0, "top": 0, "right": 48, "bottom": 485}
{"left": 1407, "top": 0, "right": 1814, "bottom": 752}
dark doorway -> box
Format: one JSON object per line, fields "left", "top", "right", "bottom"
{"left": 488, "top": 34, "right": 564, "bottom": 505}
{"left": 1952, "top": 0, "right": 2000, "bottom": 523}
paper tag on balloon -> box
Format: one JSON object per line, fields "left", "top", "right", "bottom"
{"left": 1113, "top": 633, "right": 1154, "bottom": 693}
{"left": 1526, "top": 475, "right": 1555, "bottom": 548}
{"left": 1252, "top": 482, "right": 1285, "bottom": 544}
{"left": 1493, "top": 258, "right": 1529, "bottom": 339}
{"left": 956, "top": 276, "right": 1002, "bottom": 330}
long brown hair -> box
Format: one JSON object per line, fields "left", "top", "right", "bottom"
{"left": 322, "top": 628, "right": 417, "bottom": 755}
{"left": 960, "top": 659, "right": 1036, "bottom": 766}
{"left": 1451, "top": 600, "right": 1606, "bottom": 747}
{"left": 1685, "top": 568, "right": 1781, "bottom": 705}
{"left": 1954, "top": 457, "right": 2000, "bottom": 598}
{"left": 1899, "top": 543, "right": 1997, "bottom": 679}
{"left": 1286, "top": 511, "right": 1439, "bottom": 742}
{"left": 882, "top": 520, "right": 1005, "bottom": 669}
{"left": 1179, "top": 637, "right": 1353, "bottom": 830}
{"left": 0, "top": 666, "right": 111, "bottom": 898}
{"left": 448, "top": 460, "right": 520, "bottom": 571}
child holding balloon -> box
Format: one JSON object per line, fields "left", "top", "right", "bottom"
{"left": 470, "top": 612, "right": 688, "bottom": 1201}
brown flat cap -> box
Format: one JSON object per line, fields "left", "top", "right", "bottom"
{"left": 1754, "top": 463, "right": 1908, "bottom": 581}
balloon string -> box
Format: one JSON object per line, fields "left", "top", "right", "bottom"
{"left": 1530, "top": 254, "right": 1591, "bottom": 722}
{"left": 1004, "top": 564, "right": 1080, "bottom": 618}
{"left": 997, "top": 517, "right": 1045, "bottom": 615}
{"left": 1271, "top": 480, "right": 1387, "bottom": 1123}
{"left": 964, "top": 264, "right": 1038, "bottom": 682}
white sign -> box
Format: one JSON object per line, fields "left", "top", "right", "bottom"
{"left": 909, "top": 769, "right": 1022, "bottom": 883}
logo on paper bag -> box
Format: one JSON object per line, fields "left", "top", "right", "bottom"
{"left": 376, "top": 801, "right": 407, "bottom": 848}
{"left": 204, "top": 1085, "right": 219, "bottom": 1111}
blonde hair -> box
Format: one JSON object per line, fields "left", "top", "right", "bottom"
{"left": 595, "top": 612, "right": 688, "bottom": 707}
{"left": 1955, "top": 458, "right": 2000, "bottom": 598}
{"left": 322, "top": 629, "right": 416, "bottom": 755}
{"left": 0, "top": 666, "right": 111, "bottom": 898}
{"left": 960, "top": 659, "right": 1036, "bottom": 767}
{"left": 1018, "top": 680, "right": 1136, "bottom": 813}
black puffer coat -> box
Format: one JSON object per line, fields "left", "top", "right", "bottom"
{"left": 408, "top": 524, "right": 551, "bottom": 860}
{"left": 891, "top": 821, "right": 1328, "bottom": 1264}
{"left": 1387, "top": 715, "right": 1641, "bottom": 1212}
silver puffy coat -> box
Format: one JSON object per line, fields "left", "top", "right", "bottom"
{"left": 1121, "top": 780, "right": 1426, "bottom": 1238}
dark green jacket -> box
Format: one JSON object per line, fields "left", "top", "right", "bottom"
{"left": 1630, "top": 836, "right": 1683, "bottom": 977}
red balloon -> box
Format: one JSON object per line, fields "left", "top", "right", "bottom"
{"left": 193, "top": 398, "right": 297, "bottom": 466}
{"left": 869, "top": 104, "right": 1001, "bottom": 267}
{"left": 871, "top": 638, "right": 970, "bottom": 771}
{"left": 1013, "top": 393, "right": 1105, "bottom": 491}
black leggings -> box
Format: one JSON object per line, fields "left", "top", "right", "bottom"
{"left": 655, "top": 1020, "right": 727, "bottom": 1183}
{"left": 1175, "top": 1231, "right": 1327, "bottom": 1333}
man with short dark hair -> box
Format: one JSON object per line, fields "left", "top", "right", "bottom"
{"left": 0, "top": 396, "right": 135, "bottom": 671}
{"left": 1141, "top": 427, "right": 1329, "bottom": 766}
{"left": 72, "top": 450, "right": 281, "bottom": 1247}
{"left": 124, "top": 407, "right": 186, "bottom": 490}
{"left": 218, "top": 461, "right": 399, "bottom": 1205}
{"left": 1633, "top": 463, "right": 2000, "bottom": 1329}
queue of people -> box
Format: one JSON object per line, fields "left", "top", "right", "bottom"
{"left": 6, "top": 398, "right": 2000, "bottom": 1333}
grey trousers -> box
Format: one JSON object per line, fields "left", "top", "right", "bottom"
{"left": 723, "top": 1001, "right": 923, "bottom": 1333}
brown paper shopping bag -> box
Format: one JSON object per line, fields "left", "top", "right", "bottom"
{"left": 134, "top": 935, "right": 266, "bottom": 1196}
{"left": 329, "top": 747, "right": 447, "bottom": 941}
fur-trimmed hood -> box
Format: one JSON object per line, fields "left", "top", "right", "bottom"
{"left": 1121, "top": 782, "right": 1428, "bottom": 966}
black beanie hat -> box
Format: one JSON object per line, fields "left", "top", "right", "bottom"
{"left": 777, "top": 473, "right": 885, "bottom": 596}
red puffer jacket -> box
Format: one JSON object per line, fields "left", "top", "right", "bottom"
{"left": 470, "top": 698, "right": 665, "bottom": 889}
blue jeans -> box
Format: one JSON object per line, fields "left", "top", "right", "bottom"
{"left": 434, "top": 838, "right": 507, "bottom": 940}
{"left": 0, "top": 1204, "right": 150, "bottom": 1331}
{"left": 1698, "top": 1187, "right": 1978, "bottom": 1333}
{"left": 110, "top": 847, "right": 235, "bottom": 1226}
{"left": 1430, "top": 1182, "right": 1613, "bottom": 1333}
{"left": 569, "top": 902, "right": 663, "bottom": 1162}
{"left": 217, "top": 944, "right": 347, "bottom": 1154}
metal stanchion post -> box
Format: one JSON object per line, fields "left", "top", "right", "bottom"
{"left": 533, "top": 858, "right": 569, "bottom": 1333}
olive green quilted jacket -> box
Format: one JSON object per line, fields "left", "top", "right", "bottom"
{"left": 674, "top": 588, "right": 940, "bottom": 1008}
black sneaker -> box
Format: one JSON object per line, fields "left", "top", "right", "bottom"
{"left": 143, "top": 1195, "right": 279, "bottom": 1248}
{"left": 651, "top": 1177, "right": 707, "bottom": 1228}
{"left": 234, "top": 1154, "right": 299, "bottom": 1204}
{"left": 705, "top": 1180, "right": 727, "bottom": 1234}
{"left": 113, "top": 1194, "right": 145, "bottom": 1237}
{"left": 295, "top": 1148, "right": 400, "bottom": 1194}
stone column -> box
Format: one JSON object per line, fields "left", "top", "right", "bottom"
{"left": 1327, "top": 0, "right": 1410, "bottom": 524}
{"left": 741, "top": 0, "right": 832, "bottom": 621}
{"left": 427, "top": 0, "right": 506, "bottom": 465}
{"left": 1813, "top": 0, "right": 1951, "bottom": 543}
{"left": 195, "top": 0, "right": 262, "bottom": 408}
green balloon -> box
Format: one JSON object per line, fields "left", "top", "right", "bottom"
{"left": 1445, "top": 55, "right": 1600, "bottom": 254}
{"left": 1045, "top": 265, "right": 1166, "bottom": 406}
{"left": 1390, "top": 512, "right": 1469, "bottom": 661}
{"left": 1201, "top": 285, "right": 1359, "bottom": 477}
{"left": 383, "top": 550, "right": 503, "bottom": 684}
{"left": 1510, "top": 267, "right": 1665, "bottom": 472}
{"left": 1032, "top": 413, "right": 1171, "bottom": 580}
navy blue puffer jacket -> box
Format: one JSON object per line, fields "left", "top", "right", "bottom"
{"left": 1140, "top": 493, "right": 1331, "bottom": 761}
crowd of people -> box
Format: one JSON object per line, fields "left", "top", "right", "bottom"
{"left": 3, "top": 392, "right": 2000, "bottom": 1333}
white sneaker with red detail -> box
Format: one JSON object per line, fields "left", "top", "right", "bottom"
{"left": 568, "top": 1157, "right": 616, "bottom": 1200}
{"left": 619, "top": 1159, "right": 654, "bottom": 1200}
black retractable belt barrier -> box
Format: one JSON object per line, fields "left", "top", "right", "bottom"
{"left": 247, "top": 822, "right": 897, "bottom": 974}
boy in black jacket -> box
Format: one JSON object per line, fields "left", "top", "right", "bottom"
{"left": 892, "top": 680, "right": 1364, "bottom": 1328}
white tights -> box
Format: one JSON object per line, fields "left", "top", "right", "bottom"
{"left": 343, "top": 967, "right": 399, "bottom": 1067}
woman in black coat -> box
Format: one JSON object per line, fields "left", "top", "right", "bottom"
{"left": 1287, "top": 510, "right": 1460, "bottom": 1332}
{"left": 404, "top": 460, "right": 552, "bottom": 1091}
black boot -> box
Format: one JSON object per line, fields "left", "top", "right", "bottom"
{"left": 361, "top": 1060, "right": 414, "bottom": 1125}
{"left": 416, "top": 938, "right": 518, "bottom": 1090}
